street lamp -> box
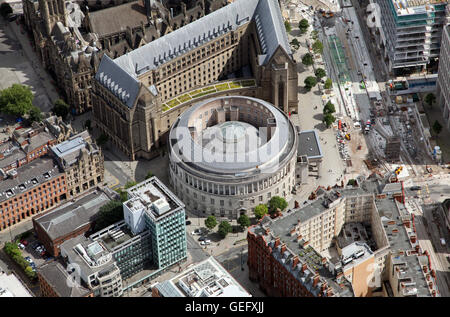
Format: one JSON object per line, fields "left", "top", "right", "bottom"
{"left": 240, "top": 248, "right": 244, "bottom": 271}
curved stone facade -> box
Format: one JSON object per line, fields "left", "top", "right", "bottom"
{"left": 168, "top": 96, "right": 297, "bottom": 219}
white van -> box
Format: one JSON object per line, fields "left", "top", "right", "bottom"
{"left": 353, "top": 121, "right": 361, "bottom": 130}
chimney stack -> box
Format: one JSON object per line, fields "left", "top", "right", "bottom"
{"left": 274, "top": 237, "right": 281, "bottom": 248}
{"left": 292, "top": 256, "right": 299, "bottom": 268}
{"left": 297, "top": 234, "right": 303, "bottom": 241}
{"left": 290, "top": 228, "right": 296, "bottom": 236}
{"left": 313, "top": 274, "right": 320, "bottom": 287}
{"left": 295, "top": 200, "right": 299, "bottom": 208}
{"left": 281, "top": 244, "right": 287, "bottom": 253}
{"left": 302, "top": 263, "right": 308, "bottom": 272}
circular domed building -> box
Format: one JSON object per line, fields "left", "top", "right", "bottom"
{"left": 168, "top": 96, "right": 298, "bottom": 219}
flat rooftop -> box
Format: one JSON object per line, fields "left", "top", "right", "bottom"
{"left": 37, "top": 261, "right": 91, "bottom": 297}
{"left": 0, "top": 157, "right": 62, "bottom": 203}
{"left": 0, "top": 272, "right": 32, "bottom": 297}
{"left": 153, "top": 257, "right": 251, "bottom": 297}
{"left": 34, "top": 190, "right": 112, "bottom": 240}
{"left": 297, "top": 130, "right": 323, "bottom": 159}
{"left": 390, "top": 0, "right": 448, "bottom": 15}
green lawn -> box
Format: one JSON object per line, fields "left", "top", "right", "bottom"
{"left": 241, "top": 80, "right": 256, "bottom": 87}
{"left": 178, "top": 94, "right": 192, "bottom": 103}
{"left": 162, "top": 79, "right": 256, "bottom": 112}
{"left": 216, "top": 83, "right": 230, "bottom": 91}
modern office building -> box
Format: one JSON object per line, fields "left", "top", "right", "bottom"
{"left": 92, "top": 0, "right": 298, "bottom": 160}
{"left": 37, "top": 261, "right": 93, "bottom": 297}
{"left": 51, "top": 130, "right": 104, "bottom": 198}
{"left": 60, "top": 235, "right": 124, "bottom": 297}
{"left": 0, "top": 157, "right": 67, "bottom": 232}
{"left": 373, "top": 0, "right": 449, "bottom": 76}
{"left": 247, "top": 174, "right": 440, "bottom": 297}
{"left": 151, "top": 257, "right": 252, "bottom": 297}
{"left": 168, "top": 96, "right": 298, "bottom": 219}
{"left": 124, "top": 177, "right": 187, "bottom": 273}
{"left": 58, "top": 177, "right": 187, "bottom": 294}
{"left": 437, "top": 25, "right": 450, "bottom": 131}
{"left": 33, "top": 188, "right": 114, "bottom": 256}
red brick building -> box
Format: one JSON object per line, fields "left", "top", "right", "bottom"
{"left": 247, "top": 219, "right": 354, "bottom": 297}
{"left": 0, "top": 157, "right": 67, "bottom": 231}
{"left": 33, "top": 189, "right": 113, "bottom": 256}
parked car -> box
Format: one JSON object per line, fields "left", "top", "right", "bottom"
{"left": 198, "top": 236, "right": 206, "bottom": 241}
{"left": 24, "top": 256, "right": 32, "bottom": 263}
{"left": 200, "top": 240, "right": 211, "bottom": 245}
{"left": 440, "top": 238, "right": 446, "bottom": 246}
{"left": 185, "top": 220, "right": 191, "bottom": 226}
{"left": 191, "top": 229, "right": 203, "bottom": 235}
{"left": 410, "top": 186, "right": 422, "bottom": 191}
{"left": 17, "top": 243, "right": 25, "bottom": 250}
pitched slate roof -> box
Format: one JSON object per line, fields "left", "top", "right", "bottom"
{"left": 95, "top": 0, "right": 291, "bottom": 107}
{"left": 95, "top": 54, "right": 141, "bottom": 108}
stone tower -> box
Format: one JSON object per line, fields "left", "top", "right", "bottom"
{"left": 39, "top": 0, "right": 68, "bottom": 35}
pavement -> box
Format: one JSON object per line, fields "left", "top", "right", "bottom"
{"left": 0, "top": 17, "right": 59, "bottom": 112}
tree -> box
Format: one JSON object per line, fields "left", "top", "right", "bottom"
{"left": 425, "top": 93, "right": 436, "bottom": 107}
{"left": 85, "top": 119, "right": 92, "bottom": 131}
{"left": 302, "top": 53, "right": 314, "bottom": 66}
{"left": 218, "top": 221, "right": 232, "bottom": 239}
{"left": 52, "top": 99, "right": 70, "bottom": 119}
{"left": 284, "top": 20, "right": 291, "bottom": 33}
{"left": 268, "top": 196, "right": 288, "bottom": 214}
{"left": 299, "top": 19, "right": 309, "bottom": 34}
{"left": 205, "top": 215, "right": 217, "bottom": 230}
{"left": 237, "top": 214, "right": 250, "bottom": 229}
{"left": 311, "top": 30, "right": 319, "bottom": 41}
{"left": 315, "top": 68, "right": 326, "bottom": 79}
{"left": 433, "top": 120, "right": 442, "bottom": 135}
{"left": 28, "top": 106, "right": 42, "bottom": 122}
{"left": 323, "top": 113, "right": 336, "bottom": 128}
{"left": 0, "top": 3, "right": 13, "bottom": 18}
{"left": 290, "top": 38, "right": 300, "bottom": 50}
{"left": 312, "top": 40, "right": 324, "bottom": 54}
{"left": 95, "top": 201, "right": 124, "bottom": 231}
{"left": 116, "top": 188, "right": 128, "bottom": 202}
{"left": 145, "top": 171, "right": 154, "bottom": 179}
{"left": 0, "top": 84, "right": 34, "bottom": 117}
{"left": 304, "top": 76, "right": 317, "bottom": 91}
{"left": 254, "top": 204, "right": 268, "bottom": 219}
{"left": 124, "top": 181, "right": 137, "bottom": 189}
{"left": 96, "top": 133, "right": 109, "bottom": 146}
{"left": 323, "top": 101, "right": 336, "bottom": 114}
{"left": 347, "top": 179, "right": 357, "bottom": 186}
{"left": 324, "top": 78, "right": 333, "bottom": 90}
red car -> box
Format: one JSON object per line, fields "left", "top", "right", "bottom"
{"left": 20, "top": 239, "right": 28, "bottom": 246}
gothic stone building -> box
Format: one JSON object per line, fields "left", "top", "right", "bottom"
{"left": 22, "top": 0, "right": 227, "bottom": 114}
{"left": 92, "top": 0, "right": 298, "bottom": 160}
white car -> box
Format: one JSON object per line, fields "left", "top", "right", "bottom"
{"left": 17, "top": 243, "right": 25, "bottom": 249}
{"left": 200, "top": 240, "right": 211, "bottom": 245}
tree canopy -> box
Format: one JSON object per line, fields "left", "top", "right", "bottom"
{"left": 95, "top": 201, "right": 124, "bottom": 231}
{"left": 323, "top": 113, "right": 336, "bottom": 128}
{"left": 304, "top": 76, "right": 317, "bottom": 91}
{"left": 237, "top": 214, "right": 250, "bottom": 229}
{"left": 145, "top": 171, "right": 154, "bottom": 179}
{"left": 0, "top": 3, "right": 13, "bottom": 18}
{"left": 284, "top": 20, "right": 292, "bottom": 33}
{"left": 268, "top": 196, "right": 288, "bottom": 214}
{"left": 323, "top": 101, "right": 336, "bottom": 114}
{"left": 28, "top": 106, "right": 42, "bottom": 123}
{"left": 52, "top": 99, "right": 70, "bottom": 119}
{"left": 254, "top": 204, "right": 268, "bottom": 219}
{"left": 315, "top": 68, "right": 326, "bottom": 79}
{"left": 299, "top": 19, "right": 309, "bottom": 34}
{"left": 312, "top": 40, "right": 324, "bottom": 54}
{"left": 205, "top": 215, "right": 217, "bottom": 230}
{"left": 302, "top": 53, "right": 314, "bottom": 66}
{"left": 290, "top": 38, "right": 300, "bottom": 50}
{"left": 0, "top": 84, "right": 34, "bottom": 118}
{"left": 425, "top": 93, "right": 436, "bottom": 107}
{"left": 324, "top": 78, "right": 333, "bottom": 89}
{"left": 311, "top": 30, "right": 319, "bottom": 41}
{"left": 433, "top": 120, "right": 442, "bottom": 135}
{"left": 218, "top": 221, "right": 232, "bottom": 239}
